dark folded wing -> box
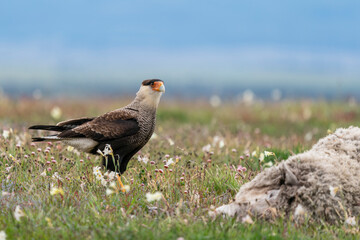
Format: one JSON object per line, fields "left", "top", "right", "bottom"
{"left": 29, "top": 117, "right": 95, "bottom": 132}
{"left": 58, "top": 116, "right": 140, "bottom": 141}
{"left": 57, "top": 117, "right": 95, "bottom": 128}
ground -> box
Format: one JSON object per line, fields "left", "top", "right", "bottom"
{"left": 0, "top": 97, "right": 359, "bottom": 239}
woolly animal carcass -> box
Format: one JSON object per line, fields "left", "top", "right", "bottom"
{"left": 215, "top": 127, "right": 360, "bottom": 224}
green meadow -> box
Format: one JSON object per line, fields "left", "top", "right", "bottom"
{"left": 0, "top": 97, "right": 359, "bottom": 239}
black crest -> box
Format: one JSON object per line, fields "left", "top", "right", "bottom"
{"left": 142, "top": 79, "right": 163, "bottom": 86}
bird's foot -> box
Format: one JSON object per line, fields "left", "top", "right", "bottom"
{"left": 117, "top": 174, "right": 126, "bottom": 193}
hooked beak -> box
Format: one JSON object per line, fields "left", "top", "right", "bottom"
{"left": 152, "top": 82, "right": 165, "bottom": 92}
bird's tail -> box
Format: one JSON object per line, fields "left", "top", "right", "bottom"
{"left": 32, "top": 137, "right": 47, "bottom": 142}
{"left": 28, "top": 125, "right": 65, "bottom": 132}
{"left": 29, "top": 125, "right": 64, "bottom": 142}
{"left": 31, "top": 135, "right": 60, "bottom": 142}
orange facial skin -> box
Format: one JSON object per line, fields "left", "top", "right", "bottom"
{"left": 152, "top": 81, "right": 165, "bottom": 92}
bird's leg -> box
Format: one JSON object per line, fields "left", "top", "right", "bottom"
{"left": 117, "top": 174, "right": 126, "bottom": 193}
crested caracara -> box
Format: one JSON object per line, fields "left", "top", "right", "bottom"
{"left": 29, "top": 79, "right": 165, "bottom": 174}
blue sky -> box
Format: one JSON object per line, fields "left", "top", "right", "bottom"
{"left": 1, "top": 0, "right": 360, "bottom": 97}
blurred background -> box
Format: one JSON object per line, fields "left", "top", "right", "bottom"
{"left": 0, "top": 0, "right": 359, "bottom": 101}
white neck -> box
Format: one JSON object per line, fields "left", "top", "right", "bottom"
{"left": 134, "top": 85, "right": 163, "bottom": 109}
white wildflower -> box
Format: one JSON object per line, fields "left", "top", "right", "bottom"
{"left": 304, "top": 132, "right": 313, "bottom": 142}
{"left": 104, "top": 171, "right": 117, "bottom": 181}
{"left": 52, "top": 172, "right": 63, "bottom": 181}
{"left": 202, "top": 144, "right": 211, "bottom": 153}
{"left": 50, "top": 186, "right": 64, "bottom": 196}
{"left": 294, "top": 204, "right": 306, "bottom": 217}
{"left": 66, "top": 146, "right": 74, "bottom": 152}
{"left": 50, "top": 106, "right": 62, "bottom": 120}
{"left": 0, "top": 230, "right": 6, "bottom": 240}
{"left": 107, "top": 182, "right": 130, "bottom": 195}
{"left": 219, "top": 140, "right": 225, "bottom": 148}
{"left": 2, "top": 130, "right": 9, "bottom": 139}
{"left": 212, "top": 136, "right": 225, "bottom": 148}
{"left": 80, "top": 182, "right": 86, "bottom": 191}
{"left": 109, "top": 181, "right": 117, "bottom": 189}
{"left": 40, "top": 170, "right": 47, "bottom": 177}
{"left": 101, "top": 178, "right": 107, "bottom": 187}
{"left": 167, "top": 138, "right": 174, "bottom": 146}
{"left": 192, "top": 191, "right": 200, "bottom": 204}
{"left": 6, "top": 175, "right": 10, "bottom": 183}
{"left": 263, "top": 161, "right": 273, "bottom": 168}
{"left": 108, "top": 171, "right": 117, "bottom": 180}
{"left": 93, "top": 166, "right": 104, "bottom": 181}
{"left": 106, "top": 188, "right": 115, "bottom": 195}
{"left": 1, "top": 191, "right": 10, "bottom": 197}
{"left": 264, "top": 151, "right": 275, "bottom": 157}
{"left": 345, "top": 216, "right": 356, "bottom": 226}
{"left": 45, "top": 217, "right": 53, "bottom": 228}
{"left": 93, "top": 166, "right": 102, "bottom": 175}
{"left": 97, "top": 145, "right": 113, "bottom": 156}
{"left": 212, "top": 136, "right": 220, "bottom": 146}
{"left": 165, "top": 158, "right": 175, "bottom": 166}
{"left": 95, "top": 173, "right": 104, "bottom": 181}
{"left": 72, "top": 149, "right": 81, "bottom": 156}
{"left": 8, "top": 154, "right": 16, "bottom": 162}
{"left": 103, "top": 144, "right": 113, "bottom": 155}
{"left": 242, "top": 214, "right": 254, "bottom": 224}
{"left": 329, "top": 186, "right": 339, "bottom": 197}
{"left": 14, "top": 205, "right": 25, "bottom": 221}
{"left": 146, "top": 192, "right": 163, "bottom": 202}
{"left": 124, "top": 185, "right": 130, "bottom": 193}
{"left": 150, "top": 133, "right": 158, "bottom": 140}
{"left": 138, "top": 155, "right": 149, "bottom": 164}
{"left": 259, "top": 153, "right": 265, "bottom": 162}
{"left": 251, "top": 150, "right": 257, "bottom": 157}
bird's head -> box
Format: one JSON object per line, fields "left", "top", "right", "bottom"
{"left": 136, "top": 79, "right": 165, "bottom": 108}
{"left": 142, "top": 79, "right": 165, "bottom": 93}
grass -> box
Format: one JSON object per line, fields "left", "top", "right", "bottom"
{"left": 0, "top": 97, "right": 360, "bottom": 239}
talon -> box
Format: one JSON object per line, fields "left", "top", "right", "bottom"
{"left": 117, "top": 174, "right": 126, "bottom": 193}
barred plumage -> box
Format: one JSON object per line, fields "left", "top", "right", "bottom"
{"left": 29, "top": 79, "right": 165, "bottom": 173}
